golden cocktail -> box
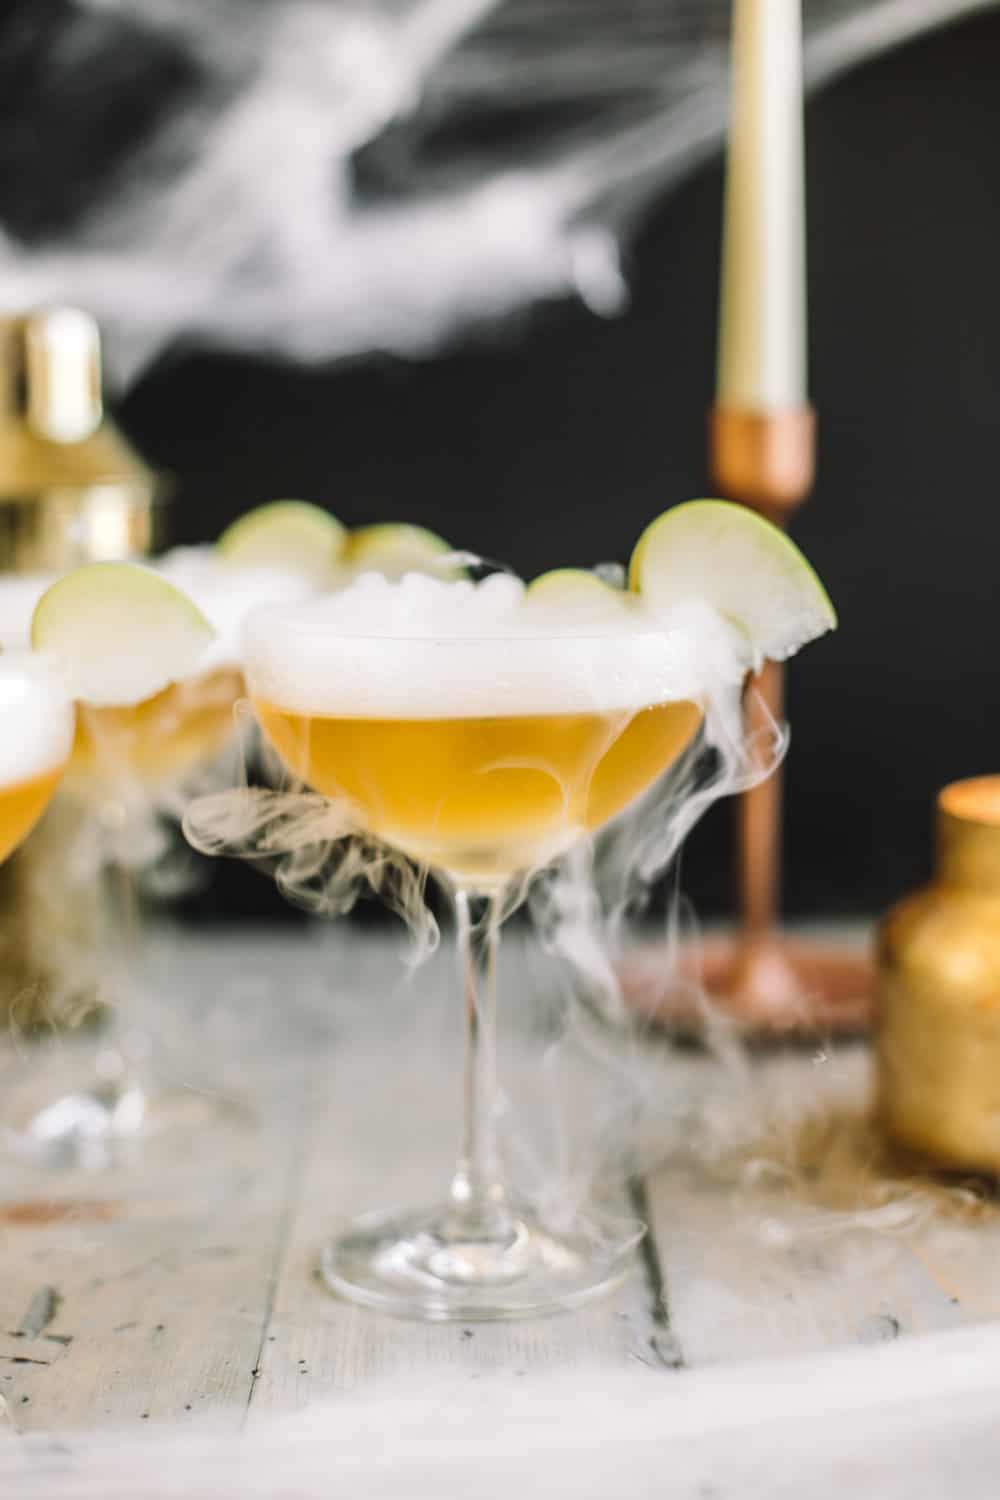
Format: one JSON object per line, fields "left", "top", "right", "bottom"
{"left": 73, "top": 669, "right": 245, "bottom": 787}
{"left": 70, "top": 548, "right": 316, "bottom": 789}
{"left": 255, "top": 701, "right": 701, "bottom": 884}
{"left": 0, "top": 551, "right": 314, "bottom": 792}
{"left": 0, "top": 765, "right": 67, "bottom": 864}
{"left": 89, "top": 549, "right": 314, "bottom": 786}
{"left": 0, "top": 655, "right": 73, "bottom": 863}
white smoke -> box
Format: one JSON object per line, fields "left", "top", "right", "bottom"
{"left": 0, "top": 0, "right": 991, "bottom": 384}
{"left": 4, "top": 1322, "right": 1000, "bottom": 1495}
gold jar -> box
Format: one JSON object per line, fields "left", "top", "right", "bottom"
{"left": 0, "top": 307, "right": 160, "bottom": 1029}
{"left": 877, "top": 776, "right": 1000, "bottom": 1172}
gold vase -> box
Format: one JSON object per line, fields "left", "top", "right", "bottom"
{"left": 877, "top": 776, "right": 1000, "bottom": 1173}
{"left": 0, "top": 307, "right": 160, "bottom": 1030}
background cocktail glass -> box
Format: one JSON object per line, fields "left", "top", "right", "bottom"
{"left": 240, "top": 617, "right": 704, "bottom": 1319}
{"left": 56, "top": 668, "right": 248, "bottom": 1142}
{"left": 1, "top": 554, "right": 313, "bottom": 1164}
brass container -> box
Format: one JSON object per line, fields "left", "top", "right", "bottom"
{"left": 0, "top": 308, "right": 160, "bottom": 1030}
{"left": 877, "top": 776, "right": 1000, "bottom": 1172}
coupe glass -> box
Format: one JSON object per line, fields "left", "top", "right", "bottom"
{"left": 1, "top": 553, "right": 311, "bottom": 1166}
{"left": 189, "top": 614, "right": 705, "bottom": 1320}
{"left": 2, "top": 667, "right": 247, "bottom": 1167}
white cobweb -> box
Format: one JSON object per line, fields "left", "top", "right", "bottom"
{"left": 0, "top": 0, "right": 992, "bottom": 384}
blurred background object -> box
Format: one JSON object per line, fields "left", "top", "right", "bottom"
{"left": 0, "top": 307, "right": 156, "bottom": 567}
{"left": 0, "top": 307, "right": 157, "bottom": 1026}
{"left": 878, "top": 776, "right": 1000, "bottom": 1173}
{"left": 1, "top": 0, "right": 998, "bottom": 922}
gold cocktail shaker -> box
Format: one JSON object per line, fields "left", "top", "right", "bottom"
{"left": 0, "top": 307, "right": 159, "bottom": 1029}
{"left": 877, "top": 776, "right": 1000, "bottom": 1173}
{"left": 0, "top": 308, "right": 155, "bottom": 566}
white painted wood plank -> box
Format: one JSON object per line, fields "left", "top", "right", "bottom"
{"left": 0, "top": 927, "right": 665, "bottom": 1436}
{"left": 646, "top": 1047, "right": 1000, "bottom": 1364}
{"left": 0, "top": 1133, "right": 297, "bottom": 1432}
{"left": 0, "top": 932, "right": 322, "bottom": 1435}
{"left": 648, "top": 1163, "right": 967, "bottom": 1363}
{"left": 8, "top": 920, "right": 1000, "bottom": 1446}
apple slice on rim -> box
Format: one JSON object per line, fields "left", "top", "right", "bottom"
{"left": 524, "top": 568, "right": 634, "bottom": 622}
{"left": 217, "top": 500, "right": 346, "bottom": 583}
{"left": 31, "top": 562, "right": 216, "bottom": 706}
{"left": 629, "top": 499, "right": 836, "bottom": 662}
{"left": 526, "top": 568, "right": 622, "bottom": 602}
{"left": 344, "top": 523, "right": 462, "bottom": 581}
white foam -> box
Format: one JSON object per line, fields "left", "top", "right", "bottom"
{"left": 0, "top": 652, "right": 75, "bottom": 786}
{"left": 0, "top": 575, "right": 52, "bottom": 650}
{"left": 245, "top": 572, "right": 751, "bottom": 718}
{"left": 156, "top": 546, "right": 321, "bottom": 671}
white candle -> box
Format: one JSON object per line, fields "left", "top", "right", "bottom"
{"left": 716, "top": 0, "right": 807, "bottom": 410}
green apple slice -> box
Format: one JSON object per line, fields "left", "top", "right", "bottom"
{"left": 525, "top": 568, "right": 633, "bottom": 621}
{"left": 526, "top": 568, "right": 621, "bottom": 602}
{"left": 31, "top": 562, "right": 216, "bottom": 706}
{"left": 629, "top": 499, "right": 836, "bottom": 661}
{"left": 344, "top": 523, "right": 461, "bottom": 580}
{"left": 217, "top": 501, "right": 346, "bottom": 583}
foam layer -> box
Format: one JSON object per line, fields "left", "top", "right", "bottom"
{"left": 0, "top": 653, "right": 75, "bottom": 785}
{"left": 245, "top": 572, "right": 750, "bottom": 718}
{"left": 0, "top": 575, "right": 52, "bottom": 650}
{"left": 157, "top": 546, "right": 320, "bottom": 670}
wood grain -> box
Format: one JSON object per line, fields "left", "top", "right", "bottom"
{"left": 2, "top": 925, "right": 1000, "bottom": 1448}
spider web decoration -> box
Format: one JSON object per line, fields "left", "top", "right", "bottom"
{"left": 0, "top": 0, "right": 992, "bottom": 382}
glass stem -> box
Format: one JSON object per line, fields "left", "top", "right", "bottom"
{"left": 96, "top": 850, "right": 149, "bottom": 1102}
{"left": 448, "top": 887, "right": 511, "bottom": 1240}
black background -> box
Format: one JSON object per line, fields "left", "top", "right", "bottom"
{"left": 21, "top": 9, "right": 1000, "bottom": 924}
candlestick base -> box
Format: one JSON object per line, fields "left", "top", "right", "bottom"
{"left": 620, "top": 933, "right": 872, "bottom": 1037}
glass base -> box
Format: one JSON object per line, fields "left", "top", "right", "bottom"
{"left": 319, "top": 1201, "right": 643, "bottom": 1321}
{"left": 5, "top": 1078, "right": 146, "bottom": 1171}
{"left": 1, "top": 1047, "right": 250, "bottom": 1171}
{"left": 622, "top": 933, "right": 872, "bottom": 1036}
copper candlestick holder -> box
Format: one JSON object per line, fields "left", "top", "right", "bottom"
{"left": 621, "top": 405, "right": 872, "bottom": 1035}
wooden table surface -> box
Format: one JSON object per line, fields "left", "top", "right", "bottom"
{"left": 1, "top": 925, "right": 999, "bottom": 1495}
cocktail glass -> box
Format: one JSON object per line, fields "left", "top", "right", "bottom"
{"left": 227, "top": 607, "right": 706, "bottom": 1319}
{"left": 188, "top": 500, "right": 833, "bottom": 1313}
{"left": 1, "top": 552, "right": 312, "bottom": 1163}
